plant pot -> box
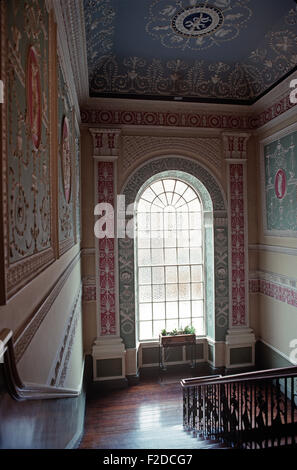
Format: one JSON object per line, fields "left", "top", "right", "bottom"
{"left": 159, "top": 333, "right": 196, "bottom": 347}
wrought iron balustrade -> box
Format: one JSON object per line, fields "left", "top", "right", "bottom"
{"left": 181, "top": 366, "right": 297, "bottom": 448}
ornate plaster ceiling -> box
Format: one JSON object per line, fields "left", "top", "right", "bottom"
{"left": 83, "top": 0, "right": 297, "bottom": 104}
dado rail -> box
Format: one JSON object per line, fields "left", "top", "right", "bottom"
{"left": 181, "top": 366, "right": 297, "bottom": 449}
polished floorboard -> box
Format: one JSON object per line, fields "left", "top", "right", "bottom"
{"left": 79, "top": 365, "right": 225, "bottom": 449}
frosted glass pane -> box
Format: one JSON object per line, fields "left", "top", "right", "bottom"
{"left": 151, "top": 180, "right": 164, "bottom": 195}
{"left": 166, "top": 302, "right": 178, "bottom": 319}
{"left": 190, "top": 248, "right": 202, "bottom": 264}
{"left": 139, "top": 267, "right": 151, "bottom": 285}
{"left": 183, "top": 187, "right": 196, "bottom": 202}
{"left": 137, "top": 231, "right": 150, "bottom": 249}
{"left": 177, "top": 231, "right": 189, "bottom": 248}
{"left": 166, "top": 266, "right": 178, "bottom": 283}
{"left": 139, "top": 303, "right": 152, "bottom": 321}
{"left": 192, "top": 300, "right": 204, "bottom": 317}
{"left": 138, "top": 249, "right": 151, "bottom": 266}
{"left": 163, "top": 179, "right": 175, "bottom": 192}
{"left": 166, "top": 320, "right": 179, "bottom": 332}
{"left": 151, "top": 203, "right": 163, "bottom": 212}
{"left": 152, "top": 266, "right": 164, "bottom": 284}
{"left": 153, "top": 302, "right": 165, "bottom": 319}
{"left": 189, "top": 213, "right": 202, "bottom": 229}
{"left": 179, "top": 284, "right": 190, "bottom": 300}
{"left": 152, "top": 284, "right": 165, "bottom": 302}
{"left": 137, "top": 199, "right": 151, "bottom": 212}
{"left": 165, "top": 248, "right": 177, "bottom": 265}
{"left": 192, "top": 317, "right": 204, "bottom": 336}
{"left": 139, "top": 285, "right": 152, "bottom": 302}
{"left": 139, "top": 322, "right": 152, "bottom": 340}
{"left": 178, "top": 266, "right": 190, "bottom": 283}
{"left": 151, "top": 232, "right": 164, "bottom": 248}
{"left": 164, "top": 230, "right": 176, "bottom": 248}
{"left": 178, "top": 248, "right": 189, "bottom": 264}
{"left": 177, "top": 212, "right": 188, "bottom": 230}
{"left": 151, "top": 212, "right": 163, "bottom": 230}
{"left": 151, "top": 249, "right": 164, "bottom": 265}
{"left": 188, "top": 199, "right": 201, "bottom": 211}
{"left": 142, "top": 187, "right": 155, "bottom": 202}
{"left": 191, "top": 265, "right": 203, "bottom": 282}
{"left": 138, "top": 213, "right": 150, "bottom": 230}
{"left": 166, "top": 284, "right": 178, "bottom": 301}
{"left": 191, "top": 283, "right": 203, "bottom": 300}
{"left": 166, "top": 192, "right": 174, "bottom": 205}
{"left": 153, "top": 320, "right": 166, "bottom": 339}
{"left": 179, "top": 318, "right": 191, "bottom": 330}
{"left": 158, "top": 193, "right": 167, "bottom": 206}
{"left": 164, "top": 209, "right": 176, "bottom": 230}
{"left": 175, "top": 181, "right": 187, "bottom": 195}
{"left": 175, "top": 197, "right": 187, "bottom": 209}
{"left": 171, "top": 193, "right": 181, "bottom": 206}
{"left": 179, "top": 301, "right": 191, "bottom": 317}
{"left": 190, "top": 230, "right": 202, "bottom": 247}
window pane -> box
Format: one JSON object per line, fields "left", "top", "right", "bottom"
{"left": 151, "top": 212, "right": 163, "bottom": 230}
{"left": 175, "top": 181, "right": 187, "bottom": 195}
{"left": 151, "top": 180, "right": 164, "bottom": 195}
{"left": 152, "top": 266, "right": 164, "bottom": 284}
{"left": 177, "top": 212, "right": 188, "bottom": 230}
{"left": 192, "top": 300, "right": 203, "bottom": 317}
{"left": 190, "top": 230, "right": 202, "bottom": 247}
{"left": 164, "top": 209, "right": 176, "bottom": 230}
{"left": 177, "top": 231, "right": 189, "bottom": 248}
{"left": 141, "top": 187, "right": 156, "bottom": 202}
{"left": 158, "top": 193, "right": 167, "bottom": 206}
{"left": 191, "top": 283, "right": 203, "bottom": 300}
{"left": 139, "top": 285, "right": 152, "bottom": 302}
{"left": 189, "top": 212, "right": 202, "bottom": 229}
{"left": 190, "top": 248, "right": 202, "bottom": 264}
{"left": 188, "top": 199, "right": 201, "bottom": 211}
{"left": 179, "top": 284, "right": 190, "bottom": 300}
{"left": 191, "top": 265, "right": 203, "bottom": 282}
{"left": 164, "top": 230, "right": 176, "bottom": 248}
{"left": 165, "top": 248, "right": 177, "bottom": 265}
{"left": 151, "top": 249, "right": 164, "bottom": 265}
{"left": 137, "top": 199, "right": 151, "bottom": 212}
{"left": 171, "top": 192, "right": 181, "bottom": 206}
{"left": 166, "top": 320, "right": 179, "bottom": 332}
{"left": 179, "top": 301, "right": 191, "bottom": 317}
{"left": 166, "top": 302, "right": 178, "bottom": 319}
{"left": 138, "top": 213, "right": 150, "bottom": 230}
{"left": 166, "top": 266, "right": 178, "bottom": 283}
{"left": 163, "top": 179, "right": 175, "bottom": 193}
{"left": 151, "top": 202, "right": 163, "bottom": 212}
{"left": 178, "top": 266, "right": 190, "bottom": 283}
{"left": 139, "top": 303, "right": 152, "bottom": 321}
{"left": 178, "top": 248, "right": 189, "bottom": 264}
{"left": 152, "top": 284, "right": 165, "bottom": 302}
{"left": 192, "top": 317, "right": 204, "bottom": 336}
{"left": 139, "top": 321, "right": 152, "bottom": 340}
{"left": 138, "top": 249, "right": 151, "bottom": 266}
{"left": 179, "top": 318, "right": 191, "bottom": 330}
{"left": 151, "top": 231, "right": 163, "bottom": 248}
{"left": 153, "top": 320, "right": 166, "bottom": 339}
{"left": 153, "top": 303, "right": 165, "bottom": 320}
{"left": 183, "top": 187, "right": 196, "bottom": 202}
{"left": 137, "top": 232, "right": 150, "bottom": 249}
{"left": 166, "top": 284, "right": 178, "bottom": 301}
{"left": 139, "top": 267, "right": 151, "bottom": 285}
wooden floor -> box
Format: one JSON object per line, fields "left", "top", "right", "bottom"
{"left": 79, "top": 365, "right": 225, "bottom": 450}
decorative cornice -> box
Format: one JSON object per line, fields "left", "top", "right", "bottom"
{"left": 249, "top": 244, "right": 297, "bottom": 257}
{"left": 14, "top": 251, "right": 81, "bottom": 363}
{"left": 249, "top": 270, "right": 297, "bottom": 308}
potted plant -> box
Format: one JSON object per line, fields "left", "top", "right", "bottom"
{"left": 159, "top": 325, "right": 196, "bottom": 346}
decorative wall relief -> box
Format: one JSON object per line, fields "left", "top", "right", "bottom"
{"left": 2, "top": 0, "right": 54, "bottom": 300}
{"left": 262, "top": 127, "right": 297, "bottom": 237}
{"left": 58, "top": 60, "right": 75, "bottom": 255}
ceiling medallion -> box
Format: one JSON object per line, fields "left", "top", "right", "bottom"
{"left": 172, "top": 5, "right": 224, "bottom": 38}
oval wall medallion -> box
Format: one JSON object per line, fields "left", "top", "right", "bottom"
{"left": 27, "top": 46, "right": 42, "bottom": 151}
{"left": 61, "top": 116, "right": 72, "bottom": 204}
{"left": 274, "top": 168, "right": 286, "bottom": 200}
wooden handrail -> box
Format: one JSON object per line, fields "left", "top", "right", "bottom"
{"left": 181, "top": 365, "right": 297, "bottom": 388}
{"left": 1, "top": 329, "right": 81, "bottom": 401}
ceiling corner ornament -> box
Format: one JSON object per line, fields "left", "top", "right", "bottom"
{"left": 146, "top": 0, "right": 252, "bottom": 51}
{"left": 61, "top": 116, "right": 72, "bottom": 204}
{"left": 26, "top": 46, "right": 42, "bottom": 151}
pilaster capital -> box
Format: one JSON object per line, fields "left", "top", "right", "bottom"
{"left": 222, "top": 132, "right": 251, "bottom": 160}
{"left": 89, "top": 128, "right": 122, "bottom": 158}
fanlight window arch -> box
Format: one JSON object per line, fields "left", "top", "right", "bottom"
{"left": 135, "top": 178, "right": 205, "bottom": 341}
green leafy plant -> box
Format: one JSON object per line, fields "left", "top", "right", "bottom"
{"left": 161, "top": 325, "right": 195, "bottom": 336}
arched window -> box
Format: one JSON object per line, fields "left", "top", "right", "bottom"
{"left": 135, "top": 178, "right": 205, "bottom": 341}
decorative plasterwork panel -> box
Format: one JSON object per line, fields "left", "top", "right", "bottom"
{"left": 121, "top": 135, "right": 222, "bottom": 176}
{"left": 261, "top": 125, "right": 297, "bottom": 237}
{"left": 119, "top": 157, "right": 228, "bottom": 348}
{"left": 2, "top": 0, "right": 55, "bottom": 300}
{"left": 249, "top": 270, "right": 297, "bottom": 309}
{"left": 83, "top": 0, "right": 297, "bottom": 102}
